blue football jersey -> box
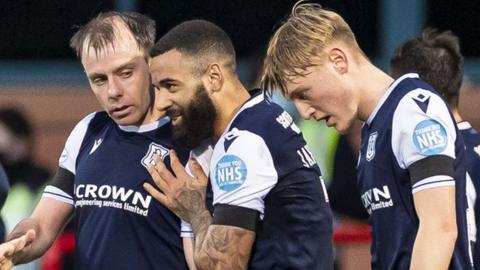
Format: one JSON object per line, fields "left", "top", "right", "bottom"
{"left": 458, "top": 122, "right": 480, "bottom": 268}
{"left": 43, "top": 112, "right": 190, "bottom": 270}
{"left": 358, "top": 73, "right": 472, "bottom": 269}
{"left": 206, "top": 90, "right": 333, "bottom": 269}
{"left": 0, "top": 163, "right": 8, "bottom": 241}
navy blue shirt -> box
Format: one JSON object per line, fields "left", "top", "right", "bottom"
{"left": 0, "top": 163, "right": 9, "bottom": 241}
{"left": 206, "top": 90, "right": 333, "bottom": 269}
{"left": 458, "top": 122, "right": 480, "bottom": 269}
{"left": 358, "top": 74, "right": 472, "bottom": 269}
{"left": 44, "top": 112, "right": 190, "bottom": 270}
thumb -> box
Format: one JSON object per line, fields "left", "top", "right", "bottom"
{"left": 13, "top": 230, "right": 36, "bottom": 252}
{"left": 23, "top": 230, "right": 36, "bottom": 247}
{"left": 188, "top": 158, "right": 208, "bottom": 185}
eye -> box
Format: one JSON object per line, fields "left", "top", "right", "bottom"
{"left": 120, "top": 69, "right": 133, "bottom": 79}
{"left": 294, "top": 90, "right": 309, "bottom": 101}
{"left": 163, "top": 82, "right": 178, "bottom": 92}
{"left": 92, "top": 76, "right": 107, "bottom": 86}
{"left": 298, "top": 91, "right": 308, "bottom": 100}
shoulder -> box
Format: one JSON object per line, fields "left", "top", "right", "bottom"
{"left": 69, "top": 111, "right": 109, "bottom": 137}
{"left": 231, "top": 95, "right": 300, "bottom": 142}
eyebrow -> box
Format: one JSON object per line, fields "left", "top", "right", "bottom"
{"left": 287, "top": 86, "right": 309, "bottom": 100}
{"left": 155, "top": 77, "right": 179, "bottom": 86}
{"left": 87, "top": 58, "right": 138, "bottom": 81}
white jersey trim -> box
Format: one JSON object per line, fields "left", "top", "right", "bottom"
{"left": 412, "top": 175, "right": 454, "bottom": 189}
{"left": 367, "top": 73, "right": 419, "bottom": 125}
{"left": 180, "top": 220, "right": 194, "bottom": 238}
{"left": 188, "top": 139, "right": 215, "bottom": 177}
{"left": 43, "top": 185, "right": 74, "bottom": 205}
{"left": 222, "top": 92, "right": 265, "bottom": 137}
{"left": 211, "top": 128, "right": 278, "bottom": 215}
{"left": 118, "top": 117, "right": 170, "bottom": 133}
{"left": 59, "top": 112, "right": 97, "bottom": 174}
{"left": 458, "top": 121, "right": 472, "bottom": 130}
{"left": 412, "top": 178, "right": 455, "bottom": 194}
{"left": 392, "top": 88, "right": 457, "bottom": 169}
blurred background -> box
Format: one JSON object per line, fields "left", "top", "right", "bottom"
{"left": 1, "top": 0, "right": 479, "bottom": 269}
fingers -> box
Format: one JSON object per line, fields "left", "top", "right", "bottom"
{"left": 0, "top": 230, "right": 36, "bottom": 263}
{"left": 143, "top": 182, "right": 168, "bottom": 206}
{"left": 13, "top": 230, "right": 35, "bottom": 252}
{"left": 147, "top": 164, "right": 169, "bottom": 192}
{"left": 188, "top": 158, "right": 208, "bottom": 186}
{"left": 0, "top": 242, "right": 16, "bottom": 260}
{"left": 153, "top": 155, "right": 176, "bottom": 182}
{"left": 169, "top": 150, "right": 187, "bottom": 178}
{"left": 0, "top": 259, "right": 13, "bottom": 270}
{"left": 24, "top": 230, "right": 36, "bottom": 247}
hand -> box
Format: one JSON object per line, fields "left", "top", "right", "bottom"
{"left": 0, "top": 230, "right": 36, "bottom": 269}
{"left": 144, "top": 150, "right": 208, "bottom": 222}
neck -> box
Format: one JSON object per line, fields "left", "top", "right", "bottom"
{"left": 213, "top": 79, "right": 250, "bottom": 137}
{"left": 356, "top": 63, "right": 394, "bottom": 122}
{"left": 139, "top": 107, "right": 165, "bottom": 126}
{"left": 452, "top": 108, "right": 463, "bottom": 123}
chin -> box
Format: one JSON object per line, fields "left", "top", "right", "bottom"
{"left": 333, "top": 122, "right": 349, "bottom": 135}
{"left": 112, "top": 115, "right": 140, "bottom": 126}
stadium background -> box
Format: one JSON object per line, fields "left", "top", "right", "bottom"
{"left": 1, "top": 0, "right": 480, "bottom": 170}
{"left": 0, "top": 0, "right": 479, "bottom": 269}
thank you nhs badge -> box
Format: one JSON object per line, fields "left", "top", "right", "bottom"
{"left": 214, "top": 155, "right": 247, "bottom": 192}
{"left": 413, "top": 119, "right": 447, "bottom": 155}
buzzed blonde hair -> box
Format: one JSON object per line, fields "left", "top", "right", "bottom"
{"left": 262, "top": 2, "right": 360, "bottom": 95}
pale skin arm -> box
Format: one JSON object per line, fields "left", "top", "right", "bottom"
{"left": 144, "top": 151, "right": 255, "bottom": 270}
{"left": 410, "top": 185, "right": 457, "bottom": 270}
{"left": 0, "top": 197, "right": 73, "bottom": 269}
{"left": 183, "top": 237, "right": 197, "bottom": 270}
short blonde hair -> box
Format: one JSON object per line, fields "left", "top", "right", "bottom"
{"left": 262, "top": 2, "right": 358, "bottom": 95}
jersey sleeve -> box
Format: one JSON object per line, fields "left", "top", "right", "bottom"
{"left": 42, "top": 112, "right": 96, "bottom": 205}
{"left": 42, "top": 167, "right": 75, "bottom": 205}
{"left": 180, "top": 220, "right": 194, "bottom": 238}
{"left": 59, "top": 112, "right": 96, "bottom": 174}
{"left": 211, "top": 128, "right": 278, "bottom": 215}
{"left": 392, "top": 89, "right": 457, "bottom": 194}
{"left": 186, "top": 139, "right": 214, "bottom": 177}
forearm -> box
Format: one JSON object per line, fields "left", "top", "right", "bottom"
{"left": 190, "top": 209, "right": 213, "bottom": 269}
{"left": 410, "top": 223, "right": 457, "bottom": 270}
{"left": 183, "top": 237, "right": 197, "bottom": 270}
{"left": 7, "top": 218, "right": 56, "bottom": 264}
{"left": 190, "top": 210, "right": 254, "bottom": 270}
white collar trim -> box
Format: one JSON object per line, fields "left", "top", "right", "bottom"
{"left": 366, "top": 73, "right": 419, "bottom": 125}
{"left": 457, "top": 121, "right": 472, "bottom": 130}
{"left": 118, "top": 117, "right": 170, "bottom": 133}
{"left": 222, "top": 91, "right": 265, "bottom": 136}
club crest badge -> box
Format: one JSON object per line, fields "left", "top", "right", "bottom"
{"left": 141, "top": 143, "right": 170, "bottom": 169}
{"left": 366, "top": 131, "right": 378, "bottom": 162}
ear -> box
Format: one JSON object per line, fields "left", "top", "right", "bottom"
{"left": 203, "top": 63, "right": 224, "bottom": 93}
{"left": 327, "top": 48, "right": 348, "bottom": 75}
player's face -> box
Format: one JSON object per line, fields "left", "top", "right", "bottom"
{"left": 150, "top": 50, "right": 217, "bottom": 148}
{"left": 81, "top": 30, "right": 152, "bottom": 126}
{"left": 285, "top": 64, "right": 358, "bottom": 134}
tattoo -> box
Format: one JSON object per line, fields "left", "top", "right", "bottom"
{"left": 193, "top": 221, "right": 255, "bottom": 270}
{"left": 170, "top": 180, "right": 207, "bottom": 223}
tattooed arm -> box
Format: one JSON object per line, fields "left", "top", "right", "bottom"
{"left": 144, "top": 151, "right": 256, "bottom": 270}
{"left": 190, "top": 210, "right": 255, "bottom": 270}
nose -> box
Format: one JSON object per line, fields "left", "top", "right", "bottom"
{"left": 293, "top": 100, "right": 315, "bottom": 120}
{"left": 154, "top": 88, "right": 173, "bottom": 112}
{"left": 107, "top": 77, "right": 123, "bottom": 99}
